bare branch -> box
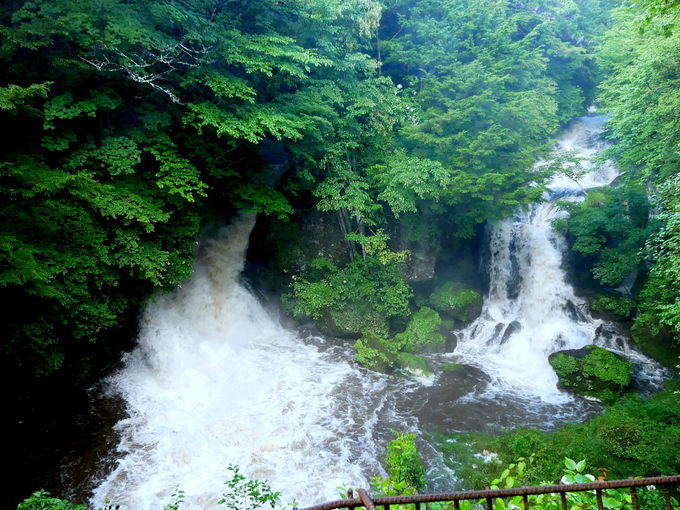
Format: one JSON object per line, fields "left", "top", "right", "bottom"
{"left": 82, "top": 37, "right": 216, "bottom": 104}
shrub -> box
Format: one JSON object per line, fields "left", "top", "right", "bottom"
{"left": 384, "top": 432, "right": 427, "bottom": 492}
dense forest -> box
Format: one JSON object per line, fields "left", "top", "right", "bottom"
{"left": 2, "top": 0, "right": 679, "bottom": 508}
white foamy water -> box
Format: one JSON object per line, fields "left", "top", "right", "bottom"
{"left": 90, "top": 114, "right": 668, "bottom": 509}
{"left": 91, "top": 215, "right": 407, "bottom": 509}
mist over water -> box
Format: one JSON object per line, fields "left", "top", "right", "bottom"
{"left": 91, "top": 115, "right": 666, "bottom": 509}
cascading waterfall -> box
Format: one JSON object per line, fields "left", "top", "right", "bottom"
{"left": 89, "top": 113, "right": 668, "bottom": 510}
{"left": 453, "top": 113, "right": 667, "bottom": 402}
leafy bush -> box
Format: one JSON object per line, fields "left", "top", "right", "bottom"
{"left": 555, "top": 186, "right": 656, "bottom": 288}
{"left": 592, "top": 294, "right": 637, "bottom": 318}
{"left": 16, "top": 491, "right": 86, "bottom": 510}
{"left": 218, "top": 465, "right": 280, "bottom": 510}
{"left": 446, "top": 391, "right": 680, "bottom": 487}
{"left": 286, "top": 256, "right": 412, "bottom": 336}
{"left": 384, "top": 432, "right": 427, "bottom": 492}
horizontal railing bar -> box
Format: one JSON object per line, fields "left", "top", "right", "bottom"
{"left": 296, "top": 475, "right": 680, "bottom": 510}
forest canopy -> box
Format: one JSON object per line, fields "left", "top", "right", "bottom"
{"left": 0, "top": 0, "right": 620, "bottom": 378}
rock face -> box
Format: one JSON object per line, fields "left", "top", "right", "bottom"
{"left": 398, "top": 232, "right": 441, "bottom": 282}
{"left": 549, "top": 345, "right": 633, "bottom": 404}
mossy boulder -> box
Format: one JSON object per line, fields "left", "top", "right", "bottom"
{"left": 549, "top": 345, "right": 633, "bottom": 404}
{"left": 429, "top": 282, "right": 482, "bottom": 324}
{"left": 354, "top": 333, "right": 399, "bottom": 372}
{"left": 354, "top": 332, "right": 433, "bottom": 377}
{"left": 396, "top": 352, "right": 433, "bottom": 377}
{"left": 395, "top": 306, "right": 446, "bottom": 353}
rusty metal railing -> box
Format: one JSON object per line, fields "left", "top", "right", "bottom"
{"left": 296, "top": 475, "right": 680, "bottom": 510}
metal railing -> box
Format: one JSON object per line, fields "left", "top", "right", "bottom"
{"left": 296, "top": 475, "right": 680, "bottom": 510}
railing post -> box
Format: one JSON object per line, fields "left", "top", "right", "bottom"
{"left": 357, "top": 489, "right": 376, "bottom": 510}
{"left": 522, "top": 494, "right": 529, "bottom": 510}
{"left": 663, "top": 485, "right": 672, "bottom": 510}
{"left": 595, "top": 489, "right": 604, "bottom": 510}
{"left": 485, "top": 497, "right": 493, "bottom": 510}
{"left": 560, "top": 492, "right": 568, "bottom": 510}
{"left": 347, "top": 488, "right": 355, "bottom": 510}
{"left": 630, "top": 486, "right": 639, "bottom": 510}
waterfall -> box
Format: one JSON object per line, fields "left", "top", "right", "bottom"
{"left": 89, "top": 114, "right": 668, "bottom": 509}
{"left": 91, "top": 214, "right": 418, "bottom": 509}
{"left": 453, "top": 114, "right": 667, "bottom": 402}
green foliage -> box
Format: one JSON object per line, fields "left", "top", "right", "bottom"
{"left": 366, "top": 151, "right": 450, "bottom": 218}
{"left": 0, "top": 0, "right": 389, "bottom": 377}
{"left": 19, "top": 466, "right": 281, "bottom": 510}
{"left": 550, "top": 346, "right": 633, "bottom": 404}
{"left": 429, "top": 282, "right": 482, "bottom": 323}
{"left": 636, "top": 175, "right": 680, "bottom": 342}
{"left": 595, "top": 5, "right": 680, "bottom": 345}
{"left": 162, "top": 488, "right": 186, "bottom": 510}
{"left": 394, "top": 306, "right": 444, "bottom": 353}
{"left": 375, "top": 0, "right": 616, "bottom": 237}
{"left": 384, "top": 432, "right": 427, "bottom": 492}
{"left": 630, "top": 0, "right": 680, "bottom": 31}
{"left": 555, "top": 186, "right": 655, "bottom": 287}
{"left": 592, "top": 294, "right": 637, "bottom": 318}
{"left": 286, "top": 256, "right": 412, "bottom": 336}
{"left": 448, "top": 391, "right": 680, "bottom": 488}
{"left": 218, "top": 465, "right": 280, "bottom": 510}
{"left": 0, "top": 82, "right": 51, "bottom": 114}
{"left": 16, "top": 490, "right": 86, "bottom": 510}
{"left": 353, "top": 308, "right": 440, "bottom": 373}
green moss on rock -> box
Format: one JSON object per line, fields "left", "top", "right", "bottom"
{"left": 396, "top": 352, "right": 432, "bottom": 377}
{"left": 429, "top": 282, "right": 482, "bottom": 324}
{"left": 395, "top": 306, "right": 446, "bottom": 353}
{"left": 630, "top": 316, "right": 680, "bottom": 370}
{"left": 354, "top": 333, "right": 399, "bottom": 372}
{"left": 549, "top": 346, "right": 633, "bottom": 404}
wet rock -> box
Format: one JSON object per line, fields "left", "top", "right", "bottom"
{"left": 443, "top": 330, "right": 458, "bottom": 352}
{"left": 398, "top": 233, "right": 440, "bottom": 282}
{"left": 430, "top": 282, "right": 483, "bottom": 326}
{"left": 506, "top": 236, "right": 522, "bottom": 300}
{"left": 564, "top": 300, "right": 586, "bottom": 322}
{"left": 397, "top": 352, "right": 433, "bottom": 377}
{"left": 630, "top": 321, "right": 680, "bottom": 370}
{"left": 594, "top": 324, "right": 628, "bottom": 351}
{"left": 500, "top": 321, "right": 521, "bottom": 344}
{"left": 487, "top": 322, "right": 505, "bottom": 345}
{"left": 549, "top": 345, "right": 632, "bottom": 404}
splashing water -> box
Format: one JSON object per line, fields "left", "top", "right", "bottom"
{"left": 91, "top": 215, "right": 421, "bottom": 508}
{"left": 453, "top": 114, "right": 667, "bottom": 403}
{"left": 90, "top": 115, "right": 668, "bottom": 510}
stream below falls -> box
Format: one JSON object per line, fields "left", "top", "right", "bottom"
{"left": 63, "top": 114, "right": 668, "bottom": 510}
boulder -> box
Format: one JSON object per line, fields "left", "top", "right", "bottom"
{"left": 549, "top": 345, "right": 632, "bottom": 404}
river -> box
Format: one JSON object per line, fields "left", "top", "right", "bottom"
{"left": 76, "top": 113, "right": 666, "bottom": 509}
